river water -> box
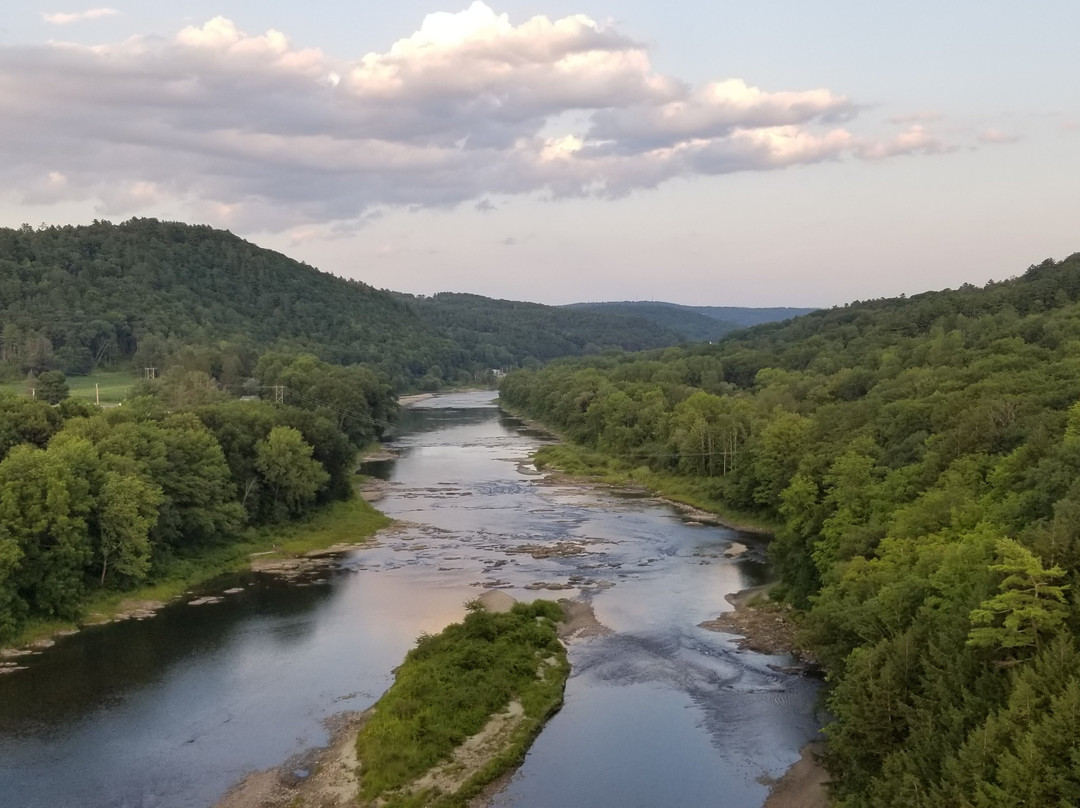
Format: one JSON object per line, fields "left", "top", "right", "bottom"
{"left": 0, "top": 391, "right": 820, "bottom": 807}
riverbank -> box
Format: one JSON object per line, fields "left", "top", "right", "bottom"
{"left": 531, "top": 443, "right": 778, "bottom": 535}
{"left": 215, "top": 595, "right": 577, "bottom": 808}
{"left": 699, "top": 585, "right": 828, "bottom": 805}
{"left": 699, "top": 585, "right": 818, "bottom": 671}
{"left": 763, "top": 742, "right": 830, "bottom": 808}
{"left": 0, "top": 495, "right": 389, "bottom": 661}
{"left": 496, "top": 401, "right": 779, "bottom": 535}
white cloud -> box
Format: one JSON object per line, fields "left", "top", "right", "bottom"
{"left": 855, "top": 125, "right": 952, "bottom": 160}
{"left": 2, "top": 3, "right": 968, "bottom": 231}
{"left": 977, "top": 128, "right": 1021, "bottom": 144}
{"left": 42, "top": 8, "right": 118, "bottom": 25}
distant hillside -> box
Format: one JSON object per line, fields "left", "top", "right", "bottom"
{"left": 0, "top": 219, "right": 689, "bottom": 387}
{"left": 399, "top": 292, "right": 688, "bottom": 367}
{"left": 564, "top": 301, "right": 817, "bottom": 341}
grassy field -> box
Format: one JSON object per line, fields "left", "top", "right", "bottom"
{"left": 0, "top": 369, "right": 136, "bottom": 404}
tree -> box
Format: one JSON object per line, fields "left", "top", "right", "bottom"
{"left": 255, "top": 426, "right": 329, "bottom": 517}
{"left": 35, "top": 370, "right": 69, "bottom": 404}
{"left": 97, "top": 471, "right": 162, "bottom": 585}
{"left": 0, "top": 441, "right": 94, "bottom": 624}
{"left": 967, "top": 537, "right": 1069, "bottom": 656}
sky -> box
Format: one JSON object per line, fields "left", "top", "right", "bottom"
{"left": 1, "top": 2, "right": 1077, "bottom": 307}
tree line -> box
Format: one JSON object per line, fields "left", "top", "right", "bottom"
{"left": 500, "top": 253, "right": 1080, "bottom": 806}
{"left": 0, "top": 351, "right": 397, "bottom": 643}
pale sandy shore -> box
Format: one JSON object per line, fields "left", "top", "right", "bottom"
{"left": 764, "top": 742, "right": 830, "bottom": 808}
{"left": 398, "top": 393, "right": 434, "bottom": 407}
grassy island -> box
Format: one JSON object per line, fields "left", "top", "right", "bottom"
{"left": 355, "top": 599, "right": 569, "bottom": 808}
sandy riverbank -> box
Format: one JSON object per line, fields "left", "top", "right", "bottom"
{"left": 763, "top": 742, "right": 830, "bottom": 808}
{"left": 215, "top": 709, "right": 369, "bottom": 808}
{"left": 398, "top": 393, "right": 434, "bottom": 407}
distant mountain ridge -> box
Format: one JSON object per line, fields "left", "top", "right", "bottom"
{"left": 563, "top": 301, "right": 817, "bottom": 342}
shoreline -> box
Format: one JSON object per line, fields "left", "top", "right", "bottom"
{"left": 763, "top": 742, "right": 830, "bottom": 808}
{"left": 0, "top": 496, "right": 388, "bottom": 663}
{"left": 700, "top": 584, "right": 828, "bottom": 805}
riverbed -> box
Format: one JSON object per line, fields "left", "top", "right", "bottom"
{"left": 0, "top": 391, "right": 820, "bottom": 807}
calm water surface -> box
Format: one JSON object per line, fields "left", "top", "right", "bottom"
{"left": 0, "top": 391, "right": 820, "bottom": 807}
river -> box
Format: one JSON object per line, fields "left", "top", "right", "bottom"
{"left": 0, "top": 391, "right": 820, "bottom": 807}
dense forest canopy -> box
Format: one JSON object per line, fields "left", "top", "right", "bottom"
{"left": 501, "top": 252, "right": 1080, "bottom": 806}
{"left": 0, "top": 219, "right": 708, "bottom": 389}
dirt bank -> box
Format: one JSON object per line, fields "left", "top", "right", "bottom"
{"left": 699, "top": 585, "right": 817, "bottom": 670}
{"left": 661, "top": 498, "right": 775, "bottom": 535}
{"left": 398, "top": 393, "right": 434, "bottom": 407}
{"left": 763, "top": 742, "right": 830, "bottom": 808}
{"left": 215, "top": 710, "right": 369, "bottom": 808}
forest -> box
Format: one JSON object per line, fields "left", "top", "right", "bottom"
{"left": 0, "top": 219, "right": 696, "bottom": 390}
{"left": 500, "top": 252, "right": 1080, "bottom": 807}
{"left": 0, "top": 351, "right": 395, "bottom": 642}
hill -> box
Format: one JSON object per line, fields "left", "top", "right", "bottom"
{"left": 501, "top": 252, "right": 1080, "bottom": 806}
{"left": 399, "top": 292, "right": 689, "bottom": 368}
{"left": 564, "top": 301, "right": 817, "bottom": 341}
{"left": 0, "top": 219, "right": 688, "bottom": 388}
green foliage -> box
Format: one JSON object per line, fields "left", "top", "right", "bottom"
{"left": 254, "top": 426, "right": 329, "bottom": 518}
{"left": 35, "top": 370, "right": 69, "bottom": 404}
{"left": 0, "top": 383, "right": 365, "bottom": 642}
{"left": 0, "top": 392, "right": 61, "bottom": 460}
{"left": 500, "top": 252, "right": 1080, "bottom": 804}
{"left": 356, "top": 601, "right": 568, "bottom": 805}
{"left": 967, "top": 538, "right": 1068, "bottom": 655}
{"left": 564, "top": 301, "right": 817, "bottom": 341}
{"left": 96, "top": 471, "right": 162, "bottom": 585}
{"left": 400, "top": 292, "right": 687, "bottom": 372}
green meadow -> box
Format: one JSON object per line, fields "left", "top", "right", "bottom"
{"left": 1, "top": 369, "right": 136, "bottom": 404}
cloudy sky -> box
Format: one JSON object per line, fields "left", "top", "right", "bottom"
{"left": 1, "top": 2, "right": 1077, "bottom": 306}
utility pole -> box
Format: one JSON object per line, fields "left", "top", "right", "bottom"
{"left": 274, "top": 385, "right": 284, "bottom": 404}
{"left": 95, "top": 383, "right": 100, "bottom": 406}
{"left": 144, "top": 367, "right": 158, "bottom": 380}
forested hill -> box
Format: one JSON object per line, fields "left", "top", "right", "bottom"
{"left": 564, "top": 301, "right": 817, "bottom": 342}
{"left": 0, "top": 219, "right": 454, "bottom": 385}
{"left": 0, "top": 219, "right": 687, "bottom": 387}
{"left": 398, "top": 292, "right": 688, "bottom": 367}
{"left": 501, "top": 252, "right": 1080, "bottom": 806}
